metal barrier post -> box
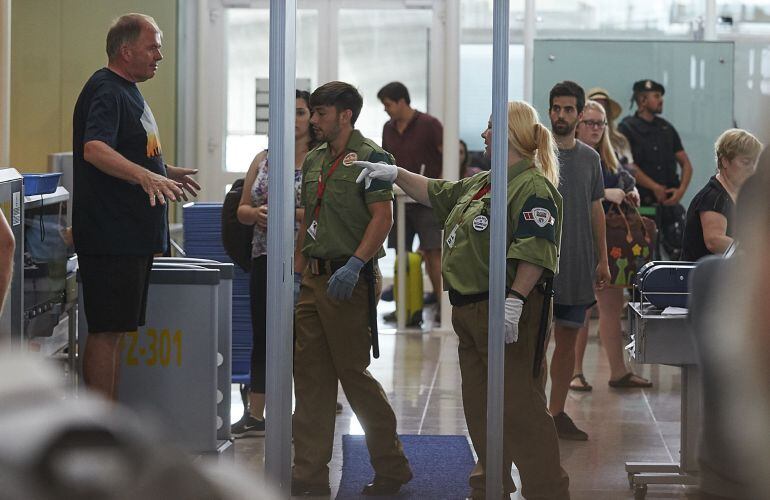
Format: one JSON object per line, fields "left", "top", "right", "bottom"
{"left": 265, "top": 0, "right": 295, "bottom": 494}
{"left": 486, "top": 0, "right": 510, "bottom": 497}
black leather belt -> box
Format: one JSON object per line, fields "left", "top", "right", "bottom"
{"left": 449, "top": 280, "right": 550, "bottom": 307}
{"left": 448, "top": 289, "right": 489, "bottom": 307}
{"left": 308, "top": 257, "right": 347, "bottom": 276}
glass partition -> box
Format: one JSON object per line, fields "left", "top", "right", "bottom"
{"left": 460, "top": 0, "right": 704, "bottom": 38}
{"left": 533, "top": 39, "right": 734, "bottom": 207}
{"left": 337, "top": 9, "right": 432, "bottom": 146}
{"left": 733, "top": 39, "right": 770, "bottom": 144}
{"left": 459, "top": 44, "right": 524, "bottom": 152}
{"left": 224, "top": 8, "right": 318, "bottom": 172}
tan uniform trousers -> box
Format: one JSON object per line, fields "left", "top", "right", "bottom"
{"left": 292, "top": 265, "right": 412, "bottom": 486}
{"left": 452, "top": 291, "right": 570, "bottom": 500}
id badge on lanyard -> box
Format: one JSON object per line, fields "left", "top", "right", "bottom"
{"left": 307, "top": 220, "right": 318, "bottom": 240}
{"left": 308, "top": 151, "right": 349, "bottom": 241}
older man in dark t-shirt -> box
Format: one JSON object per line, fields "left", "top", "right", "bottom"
{"left": 73, "top": 13, "right": 199, "bottom": 400}
{"left": 378, "top": 82, "right": 444, "bottom": 311}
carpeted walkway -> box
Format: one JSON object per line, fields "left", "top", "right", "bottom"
{"left": 336, "top": 434, "right": 475, "bottom": 499}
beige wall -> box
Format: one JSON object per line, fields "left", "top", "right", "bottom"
{"left": 10, "top": 0, "right": 177, "bottom": 172}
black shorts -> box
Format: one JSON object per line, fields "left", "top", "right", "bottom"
{"left": 79, "top": 254, "right": 154, "bottom": 333}
{"left": 553, "top": 302, "right": 595, "bottom": 329}
{"left": 387, "top": 203, "right": 443, "bottom": 251}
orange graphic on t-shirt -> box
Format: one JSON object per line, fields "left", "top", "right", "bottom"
{"left": 140, "top": 102, "right": 163, "bottom": 158}
{"left": 147, "top": 133, "right": 162, "bottom": 158}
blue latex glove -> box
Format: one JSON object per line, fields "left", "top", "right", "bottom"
{"left": 294, "top": 272, "right": 302, "bottom": 306}
{"left": 327, "top": 256, "right": 364, "bottom": 301}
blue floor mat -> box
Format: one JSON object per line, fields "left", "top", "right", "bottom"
{"left": 336, "top": 434, "right": 474, "bottom": 499}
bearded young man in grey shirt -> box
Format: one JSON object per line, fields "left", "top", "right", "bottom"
{"left": 546, "top": 81, "right": 610, "bottom": 442}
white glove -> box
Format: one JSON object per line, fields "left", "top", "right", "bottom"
{"left": 353, "top": 160, "right": 398, "bottom": 189}
{"left": 504, "top": 297, "right": 524, "bottom": 344}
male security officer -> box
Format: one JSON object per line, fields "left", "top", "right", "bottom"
{"left": 618, "top": 79, "right": 694, "bottom": 207}
{"left": 291, "top": 81, "right": 412, "bottom": 497}
{"left": 618, "top": 80, "right": 694, "bottom": 258}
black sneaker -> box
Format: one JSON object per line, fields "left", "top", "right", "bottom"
{"left": 381, "top": 286, "right": 394, "bottom": 302}
{"left": 291, "top": 479, "right": 331, "bottom": 496}
{"left": 231, "top": 414, "right": 265, "bottom": 438}
{"left": 553, "top": 412, "right": 588, "bottom": 441}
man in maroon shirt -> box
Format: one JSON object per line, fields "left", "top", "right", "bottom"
{"left": 378, "top": 82, "right": 444, "bottom": 313}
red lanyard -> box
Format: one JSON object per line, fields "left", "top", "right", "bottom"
{"left": 472, "top": 183, "right": 490, "bottom": 201}
{"left": 457, "top": 182, "right": 491, "bottom": 223}
{"left": 313, "top": 151, "right": 347, "bottom": 220}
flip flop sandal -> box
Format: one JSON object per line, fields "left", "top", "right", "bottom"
{"left": 608, "top": 372, "right": 653, "bottom": 388}
{"left": 569, "top": 373, "right": 593, "bottom": 392}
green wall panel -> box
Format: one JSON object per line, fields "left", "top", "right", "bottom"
{"left": 11, "top": 0, "right": 177, "bottom": 171}
{"left": 533, "top": 39, "right": 734, "bottom": 207}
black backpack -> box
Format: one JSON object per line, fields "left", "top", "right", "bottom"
{"left": 221, "top": 178, "right": 254, "bottom": 272}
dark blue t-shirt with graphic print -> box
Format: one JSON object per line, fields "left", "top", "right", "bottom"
{"left": 72, "top": 68, "right": 168, "bottom": 255}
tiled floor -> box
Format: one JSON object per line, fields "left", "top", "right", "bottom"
{"left": 231, "top": 301, "right": 691, "bottom": 499}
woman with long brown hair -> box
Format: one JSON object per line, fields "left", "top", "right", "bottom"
{"left": 231, "top": 90, "right": 318, "bottom": 437}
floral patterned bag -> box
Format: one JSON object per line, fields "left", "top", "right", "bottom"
{"left": 605, "top": 202, "right": 657, "bottom": 287}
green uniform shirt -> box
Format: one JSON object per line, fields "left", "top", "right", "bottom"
{"left": 428, "top": 159, "right": 563, "bottom": 295}
{"left": 300, "top": 129, "right": 394, "bottom": 260}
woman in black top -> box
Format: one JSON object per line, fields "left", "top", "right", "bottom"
{"left": 682, "top": 129, "right": 762, "bottom": 261}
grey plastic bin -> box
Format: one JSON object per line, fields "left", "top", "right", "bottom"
{"left": 78, "top": 262, "right": 220, "bottom": 453}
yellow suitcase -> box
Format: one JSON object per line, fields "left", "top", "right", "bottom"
{"left": 393, "top": 252, "right": 424, "bottom": 327}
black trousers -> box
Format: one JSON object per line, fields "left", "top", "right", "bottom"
{"left": 249, "top": 255, "right": 267, "bottom": 392}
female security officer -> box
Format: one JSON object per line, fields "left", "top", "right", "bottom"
{"left": 355, "top": 101, "right": 570, "bottom": 499}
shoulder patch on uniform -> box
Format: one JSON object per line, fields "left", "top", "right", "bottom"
{"left": 366, "top": 178, "right": 392, "bottom": 193}
{"left": 516, "top": 195, "right": 557, "bottom": 243}
{"left": 367, "top": 150, "right": 393, "bottom": 165}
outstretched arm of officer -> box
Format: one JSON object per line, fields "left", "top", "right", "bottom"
{"left": 353, "top": 161, "right": 432, "bottom": 207}
{"left": 504, "top": 261, "right": 544, "bottom": 343}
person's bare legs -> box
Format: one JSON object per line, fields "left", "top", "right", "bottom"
{"left": 596, "top": 287, "right": 649, "bottom": 383}
{"left": 248, "top": 392, "right": 266, "bottom": 419}
{"left": 422, "top": 249, "right": 442, "bottom": 298}
{"left": 83, "top": 332, "right": 125, "bottom": 401}
{"left": 572, "top": 316, "right": 590, "bottom": 377}
{"left": 549, "top": 324, "right": 579, "bottom": 415}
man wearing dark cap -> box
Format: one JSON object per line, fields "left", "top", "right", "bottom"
{"left": 618, "top": 79, "right": 693, "bottom": 258}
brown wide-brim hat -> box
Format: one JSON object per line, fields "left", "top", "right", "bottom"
{"left": 586, "top": 87, "right": 622, "bottom": 121}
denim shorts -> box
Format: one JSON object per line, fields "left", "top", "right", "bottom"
{"left": 553, "top": 302, "right": 595, "bottom": 329}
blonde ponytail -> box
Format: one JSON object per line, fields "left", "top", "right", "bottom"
{"left": 506, "top": 101, "right": 560, "bottom": 187}
{"left": 534, "top": 123, "right": 560, "bottom": 186}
